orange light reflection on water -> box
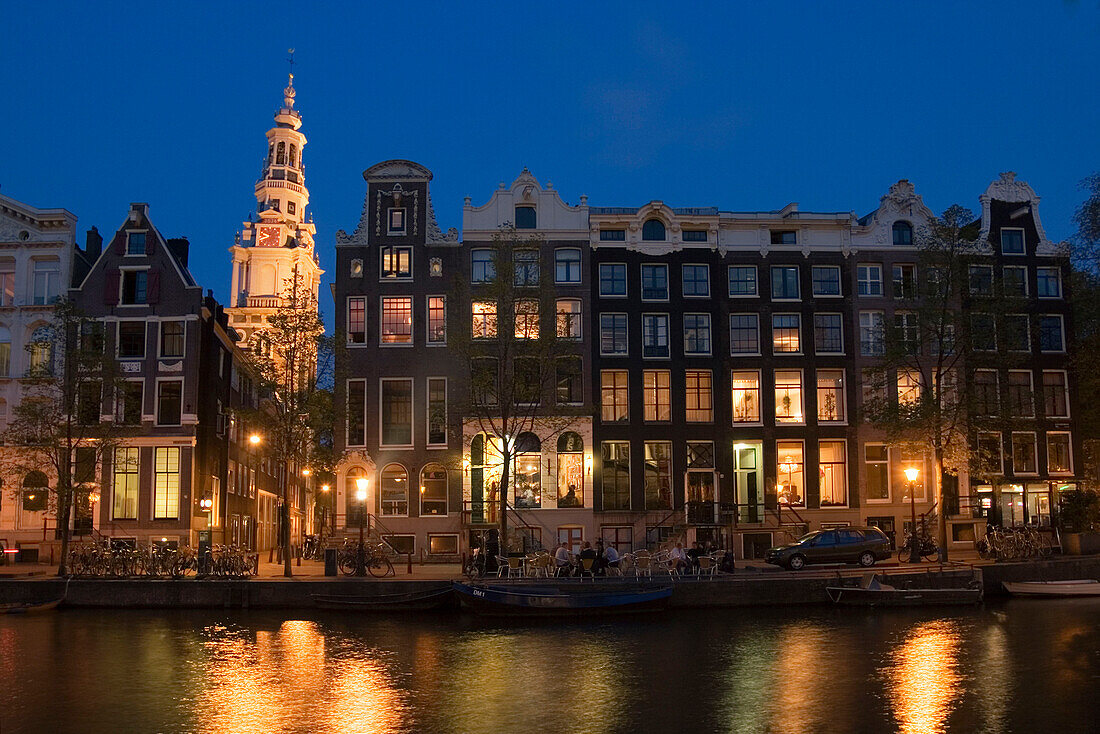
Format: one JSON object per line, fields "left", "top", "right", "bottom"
{"left": 884, "top": 620, "right": 962, "bottom": 734}
{"left": 195, "top": 620, "right": 406, "bottom": 734}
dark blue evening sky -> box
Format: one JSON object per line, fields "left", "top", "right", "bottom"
{"left": 4, "top": 2, "right": 1098, "bottom": 326}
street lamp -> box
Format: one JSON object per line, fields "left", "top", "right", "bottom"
{"left": 249, "top": 433, "right": 262, "bottom": 446}
{"left": 904, "top": 466, "right": 921, "bottom": 563}
{"left": 355, "top": 476, "right": 368, "bottom": 576}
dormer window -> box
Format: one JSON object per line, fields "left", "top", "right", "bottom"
{"left": 127, "top": 232, "right": 146, "bottom": 256}
{"left": 388, "top": 208, "right": 407, "bottom": 235}
{"left": 892, "top": 221, "right": 913, "bottom": 246}
{"left": 682, "top": 230, "right": 708, "bottom": 242}
{"left": 515, "top": 206, "right": 536, "bottom": 229}
{"left": 642, "top": 219, "right": 666, "bottom": 241}
{"left": 600, "top": 229, "right": 626, "bottom": 241}
{"left": 1001, "top": 228, "right": 1025, "bottom": 255}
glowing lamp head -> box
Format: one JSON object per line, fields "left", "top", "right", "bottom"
{"left": 199, "top": 497, "right": 213, "bottom": 511}
{"left": 904, "top": 466, "right": 920, "bottom": 483}
{"left": 249, "top": 434, "right": 261, "bottom": 445}
{"left": 321, "top": 484, "right": 330, "bottom": 493}
{"left": 302, "top": 468, "right": 311, "bottom": 476}
{"left": 355, "top": 476, "right": 368, "bottom": 502}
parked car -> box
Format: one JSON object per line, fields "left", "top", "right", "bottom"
{"left": 765, "top": 527, "right": 891, "bottom": 570}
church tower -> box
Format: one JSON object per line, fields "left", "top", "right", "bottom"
{"left": 227, "top": 73, "right": 324, "bottom": 350}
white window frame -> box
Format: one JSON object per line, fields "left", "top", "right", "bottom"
{"left": 1039, "top": 314, "right": 1066, "bottom": 353}
{"left": 1046, "top": 431, "right": 1074, "bottom": 475}
{"left": 1006, "top": 369, "right": 1035, "bottom": 417}
{"left": 774, "top": 368, "right": 805, "bottom": 425}
{"left": 554, "top": 248, "right": 582, "bottom": 284}
{"left": 387, "top": 207, "right": 407, "bottom": 236}
{"left": 977, "top": 431, "right": 1004, "bottom": 476}
{"left": 599, "top": 313, "right": 628, "bottom": 356}
{"left": 640, "top": 263, "right": 670, "bottom": 302}
{"left": 729, "top": 313, "right": 761, "bottom": 356}
{"left": 598, "top": 262, "right": 628, "bottom": 298}
{"left": 426, "top": 377, "right": 448, "bottom": 448}
{"left": 683, "top": 312, "right": 712, "bottom": 356}
{"left": 157, "top": 319, "right": 186, "bottom": 360}
{"left": 1004, "top": 314, "right": 1031, "bottom": 353}
{"left": 857, "top": 264, "right": 883, "bottom": 297}
{"left": 1000, "top": 227, "right": 1026, "bottom": 255}
{"left": 730, "top": 369, "right": 762, "bottom": 425}
{"left": 1011, "top": 431, "right": 1039, "bottom": 476}
{"left": 727, "top": 265, "right": 758, "bottom": 298}
{"left": 771, "top": 313, "right": 802, "bottom": 356}
{"left": 426, "top": 295, "right": 446, "bottom": 346}
{"left": 816, "top": 369, "right": 847, "bottom": 424}
{"left": 154, "top": 377, "right": 184, "bottom": 427}
{"left": 346, "top": 296, "right": 367, "bottom": 346}
{"left": 813, "top": 313, "right": 844, "bottom": 355}
{"left": 641, "top": 313, "right": 670, "bottom": 360}
{"left": 1042, "top": 369, "right": 1070, "bottom": 419}
{"left": 378, "top": 296, "right": 414, "bottom": 347}
{"left": 1036, "top": 266, "right": 1062, "bottom": 299}
{"left": 117, "top": 266, "right": 151, "bottom": 307}
{"left": 864, "top": 443, "right": 891, "bottom": 504}
{"left": 770, "top": 265, "right": 801, "bottom": 302}
{"left": 379, "top": 378, "right": 415, "bottom": 449}
{"left": 379, "top": 245, "right": 412, "bottom": 280}
{"left": 811, "top": 265, "right": 842, "bottom": 298}
{"left": 681, "top": 263, "right": 710, "bottom": 298}
{"left": 1003, "top": 265, "right": 1029, "bottom": 297}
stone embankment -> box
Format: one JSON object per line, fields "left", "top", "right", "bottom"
{"left": 1, "top": 556, "right": 1097, "bottom": 611}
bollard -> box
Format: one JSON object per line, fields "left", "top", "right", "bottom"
{"left": 296, "top": 544, "right": 301, "bottom": 567}
{"left": 49, "top": 545, "right": 55, "bottom": 566}
{"left": 407, "top": 553, "right": 413, "bottom": 575}
{"left": 268, "top": 546, "right": 274, "bottom": 564}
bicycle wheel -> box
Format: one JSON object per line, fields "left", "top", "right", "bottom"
{"left": 338, "top": 553, "right": 357, "bottom": 576}
{"left": 368, "top": 556, "right": 394, "bottom": 578}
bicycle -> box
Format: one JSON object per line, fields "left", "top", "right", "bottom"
{"left": 338, "top": 541, "right": 394, "bottom": 577}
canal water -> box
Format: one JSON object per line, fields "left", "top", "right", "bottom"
{"left": 1, "top": 600, "right": 1098, "bottom": 733}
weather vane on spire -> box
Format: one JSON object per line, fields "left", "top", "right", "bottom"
{"left": 283, "top": 48, "right": 297, "bottom": 109}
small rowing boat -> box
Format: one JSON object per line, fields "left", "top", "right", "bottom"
{"left": 1002, "top": 579, "right": 1100, "bottom": 598}
{"left": 0, "top": 598, "right": 63, "bottom": 615}
{"left": 826, "top": 574, "right": 982, "bottom": 607}
{"left": 452, "top": 582, "right": 672, "bottom": 616}
{"left": 311, "top": 587, "right": 454, "bottom": 611}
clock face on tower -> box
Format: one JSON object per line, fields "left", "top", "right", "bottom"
{"left": 258, "top": 226, "right": 281, "bottom": 247}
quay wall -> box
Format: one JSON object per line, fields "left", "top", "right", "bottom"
{"left": 2, "top": 557, "right": 1098, "bottom": 610}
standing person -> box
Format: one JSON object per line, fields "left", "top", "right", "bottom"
{"left": 594, "top": 539, "right": 607, "bottom": 575}
{"left": 668, "top": 542, "right": 688, "bottom": 574}
{"left": 603, "top": 543, "right": 620, "bottom": 574}
{"left": 554, "top": 541, "right": 572, "bottom": 577}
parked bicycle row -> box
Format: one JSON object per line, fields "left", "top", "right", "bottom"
{"left": 67, "top": 542, "right": 258, "bottom": 578}
{"left": 977, "top": 526, "right": 1054, "bottom": 561}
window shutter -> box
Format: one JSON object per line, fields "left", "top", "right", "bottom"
{"left": 146, "top": 236, "right": 155, "bottom": 256}
{"left": 104, "top": 269, "right": 120, "bottom": 305}
{"left": 115, "top": 236, "right": 126, "bottom": 255}
{"left": 147, "top": 271, "right": 161, "bottom": 304}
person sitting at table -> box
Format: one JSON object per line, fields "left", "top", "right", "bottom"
{"left": 578, "top": 541, "right": 598, "bottom": 576}
{"left": 687, "top": 541, "right": 703, "bottom": 573}
{"left": 603, "top": 543, "right": 620, "bottom": 573}
{"left": 593, "top": 539, "right": 607, "bottom": 575}
{"left": 668, "top": 542, "right": 688, "bottom": 574}
{"left": 554, "top": 541, "right": 572, "bottom": 577}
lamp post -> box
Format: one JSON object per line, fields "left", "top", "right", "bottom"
{"left": 905, "top": 466, "right": 920, "bottom": 563}
{"left": 320, "top": 483, "right": 330, "bottom": 544}
{"left": 355, "top": 476, "right": 368, "bottom": 576}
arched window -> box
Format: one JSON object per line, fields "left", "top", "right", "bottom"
{"left": 28, "top": 326, "right": 53, "bottom": 376}
{"left": 345, "top": 467, "right": 368, "bottom": 526}
{"left": 515, "top": 206, "right": 536, "bottom": 229}
{"left": 513, "top": 432, "right": 542, "bottom": 508}
{"left": 642, "top": 219, "right": 666, "bottom": 241}
{"left": 22, "top": 471, "right": 48, "bottom": 512}
{"left": 0, "top": 326, "right": 11, "bottom": 377}
{"left": 893, "top": 221, "right": 913, "bottom": 246}
{"left": 267, "top": 143, "right": 274, "bottom": 165}
{"left": 556, "top": 432, "right": 584, "bottom": 508}
{"left": 420, "top": 463, "right": 448, "bottom": 516}
{"left": 276, "top": 141, "right": 286, "bottom": 165}
{"left": 289, "top": 144, "right": 298, "bottom": 168}
{"left": 380, "top": 463, "right": 408, "bottom": 516}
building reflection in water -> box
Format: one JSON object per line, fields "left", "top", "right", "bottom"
{"left": 194, "top": 620, "right": 406, "bottom": 734}
{"left": 884, "top": 620, "right": 962, "bottom": 734}
{"left": 974, "top": 624, "right": 1010, "bottom": 734}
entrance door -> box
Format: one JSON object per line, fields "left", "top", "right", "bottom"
{"left": 999, "top": 486, "right": 1024, "bottom": 526}
{"left": 733, "top": 443, "right": 763, "bottom": 523}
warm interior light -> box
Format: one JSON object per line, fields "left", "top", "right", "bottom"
{"left": 904, "top": 466, "right": 920, "bottom": 483}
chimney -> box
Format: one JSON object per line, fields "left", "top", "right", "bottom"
{"left": 167, "top": 237, "right": 189, "bottom": 267}
{"left": 84, "top": 226, "right": 102, "bottom": 260}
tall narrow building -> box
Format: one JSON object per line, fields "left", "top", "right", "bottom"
{"left": 227, "top": 73, "right": 323, "bottom": 351}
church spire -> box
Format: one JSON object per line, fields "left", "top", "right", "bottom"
{"left": 253, "top": 67, "right": 310, "bottom": 229}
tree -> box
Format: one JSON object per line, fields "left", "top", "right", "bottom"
{"left": 863, "top": 205, "right": 1019, "bottom": 561}
{"left": 451, "top": 226, "right": 587, "bottom": 552}
{"left": 1071, "top": 173, "right": 1100, "bottom": 487}
{"left": 1, "top": 299, "right": 125, "bottom": 576}
{"left": 237, "top": 269, "right": 325, "bottom": 577}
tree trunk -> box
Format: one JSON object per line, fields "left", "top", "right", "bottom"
{"left": 56, "top": 490, "right": 72, "bottom": 577}
{"left": 934, "top": 448, "right": 949, "bottom": 562}
{"left": 282, "top": 480, "right": 293, "bottom": 578}
{"left": 498, "top": 447, "right": 511, "bottom": 555}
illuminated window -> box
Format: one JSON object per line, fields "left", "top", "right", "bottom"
{"left": 380, "top": 246, "right": 412, "bottom": 278}
{"left": 775, "top": 370, "right": 803, "bottom": 423}
{"left": 471, "top": 301, "right": 497, "bottom": 339}
{"left": 380, "top": 464, "right": 409, "bottom": 516}
{"left": 643, "top": 370, "right": 671, "bottom": 422}
{"left": 601, "top": 442, "right": 631, "bottom": 510}
{"left": 865, "top": 444, "right": 889, "bottom": 501}
{"left": 419, "top": 464, "right": 447, "bottom": 515}
{"left": 513, "top": 433, "right": 542, "bottom": 508}
{"left": 731, "top": 370, "right": 760, "bottom": 423}
{"left": 1047, "top": 432, "right": 1072, "bottom": 474}
{"left": 776, "top": 441, "right": 805, "bottom": 506}
{"left": 427, "top": 296, "right": 445, "bottom": 344}
{"left": 817, "top": 370, "right": 846, "bottom": 422}
{"left": 153, "top": 447, "right": 180, "bottom": 519}
{"left": 685, "top": 370, "right": 713, "bottom": 422}
{"left": 514, "top": 300, "right": 540, "bottom": 339}
{"left": 556, "top": 299, "right": 581, "bottom": 339}
{"left": 112, "top": 448, "right": 139, "bottom": 519}
{"left": 897, "top": 369, "right": 921, "bottom": 406}
{"left": 380, "top": 297, "right": 413, "bottom": 344}
{"left": 557, "top": 432, "right": 585, "bottom": 508}
{"left": 601, "top": 370, "right": 629, "bottom": 422}
{"left": 819, "top": 441, "right": 847, "bottom": 507}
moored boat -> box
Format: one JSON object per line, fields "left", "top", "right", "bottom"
{"left": 452, "top": 581, "right": 672, "bottom": 616}
{"left": 1002, "top": 579, "right": 1100, "bottom": 597}
{"left": 311, "top": 587, "right": 454, "bottom": 611}
{"left": 0, "top": 598, "right": 63, "bottom": 614}
{"left": 826, "top": 574, "right": 982, "bottom": 606}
